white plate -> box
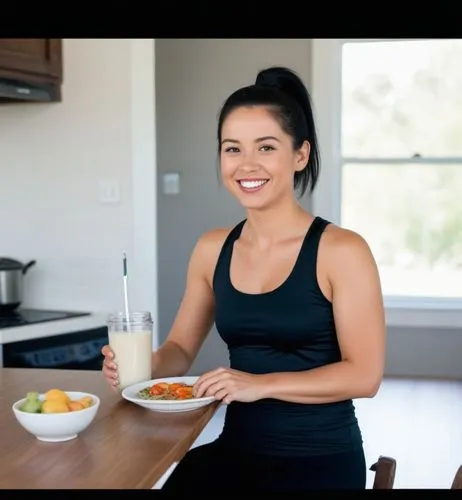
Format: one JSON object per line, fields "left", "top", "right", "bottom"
{"left": 121, "top": 376, "right": 216, "bottom": 413}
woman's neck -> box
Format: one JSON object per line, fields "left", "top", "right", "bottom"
{"left": 243, "top": 198, "right": 313, "bottom": 248}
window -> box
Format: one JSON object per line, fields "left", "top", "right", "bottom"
{"left": 312, "top": 39, "right": 462, "bottom": 308}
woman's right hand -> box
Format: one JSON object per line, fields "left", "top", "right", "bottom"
{"left": 101, "top": 345, "right": 119, "bottom": 390}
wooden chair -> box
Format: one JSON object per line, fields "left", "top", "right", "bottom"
{"left": 451, "top": 466, "right": 462, "bottom": 489}
{"left": 370, "top": 456, "right": 397, "bottom": 489}
{"left": 369, "top": 458, "right": 462, "bottom": 489}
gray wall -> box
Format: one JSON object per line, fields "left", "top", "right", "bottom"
{"left": 386, "top": 326, "right": 462, "bottom": 379}
{"left": 155, "top": 39, "right": 462, "bottom": 380}
{"left": 155, "top": 39, "right": 313, "bottom": 375}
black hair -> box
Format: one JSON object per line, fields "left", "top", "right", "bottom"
{"left": 217, "top": 66, "right": 320, "bottom": 197}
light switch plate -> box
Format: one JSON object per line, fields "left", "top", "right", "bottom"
{"left": 162, "top": 172, "right": 180, "bottom": 195}
{"left": 99, "top": 180, "right": 121, "bottom": 204}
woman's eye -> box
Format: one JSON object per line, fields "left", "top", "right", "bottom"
{"left": 223, "top": 145, "right": 275, "bottom": 153}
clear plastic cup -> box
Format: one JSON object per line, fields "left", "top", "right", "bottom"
{"left": 107, "top": 311, "right": 153, "bottom": 390}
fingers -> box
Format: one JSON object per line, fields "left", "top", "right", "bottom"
{"left": 212, "top": 388, "right": 231, "bottom": 404}
{"left": 101, "top": 345, "right": 113, "bottom": 359}
{"left": 193, "top": 374, "right": 210, "bottom": 397}
{"left": 193, "top": 367, "right": 228, "bottom": 397}
{"left": 195, "top": 375, "right": 225, "bottom": 398}
{"left": 204, "top": 381, "right": 223, "bottom": 398}
{"left": 197, "top": 382, "right": 232, "bottom": 404}
{"left": 102, "top": 364, "right": 119, "bottom": 389}
{"left": 101, "top": 345, "right": 119, "bottom": 389}
{"left": 194, "top": 376, "right": 216, "bottom": 398}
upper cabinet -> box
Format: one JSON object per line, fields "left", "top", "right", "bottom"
{"left": 0, "top": 39, "right": 63, "bottom": 103}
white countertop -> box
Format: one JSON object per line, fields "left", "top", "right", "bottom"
{"left": 0, "top": 312, "right": 108, "bottom": 345}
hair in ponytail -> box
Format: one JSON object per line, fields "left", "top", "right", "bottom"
{"left": 217, "top": 66, "right": 320, "bottom": 197}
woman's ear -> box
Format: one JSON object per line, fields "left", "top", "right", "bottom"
{"left": 295, "top": 140, "right": 310, "bottom": 172}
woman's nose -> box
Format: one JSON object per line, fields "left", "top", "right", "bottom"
{"left": 239, "top": 163, "right": 259, "bottom": 173}
{"left": 238, "top": 152, "right": 259, "bottom": 172}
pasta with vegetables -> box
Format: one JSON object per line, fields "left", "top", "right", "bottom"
{"left": 137, "top": 382, "right": 195, "bottom": 401}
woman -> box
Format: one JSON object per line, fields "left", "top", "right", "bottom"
{"left": 102, "top": 66, "right": 386, "bottom": 491}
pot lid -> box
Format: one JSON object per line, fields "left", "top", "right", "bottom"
{"left": 0, "top": 258, "right": 24, "bottom": 271}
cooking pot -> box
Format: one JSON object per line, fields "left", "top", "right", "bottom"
{"left": 0, "top": 258, "right": 36, "bottom": 311}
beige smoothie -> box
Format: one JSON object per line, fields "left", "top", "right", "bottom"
{"left": 109, "top": 330, "right": 152, "bottom": 389}
{"left": 107, "top": 311, "right": 153, "bottom": 390}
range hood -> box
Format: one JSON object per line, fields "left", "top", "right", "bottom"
{"left": 0, "top": 77, "right": 59, "bottom": 103}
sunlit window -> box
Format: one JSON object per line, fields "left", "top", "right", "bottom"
{"left": 340, "top": 39, "right": 462, "bottom": 299}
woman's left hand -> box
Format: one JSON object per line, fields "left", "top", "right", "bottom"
{"left": 193, "top": 367, "right": 266, "bottom": 404}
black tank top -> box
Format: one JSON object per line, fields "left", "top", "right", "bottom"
{"left": 212, "top": 216, "right": 362, "bottom": 457}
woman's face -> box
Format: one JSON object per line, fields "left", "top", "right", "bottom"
{"left": 219, "top": 105, "right": 309, "bottom": 211}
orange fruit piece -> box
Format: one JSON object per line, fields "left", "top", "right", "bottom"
{"left": 44, "top": 389, "right": 71, "bottom": 405}
{"left": 42, "top": 400, "right": 70, "bottom": 414}
{"left": 68, "top": 401, "right": 85, "bottom": 411}
{"left": 74, "top": 396, "right": 93, "bottom": 409}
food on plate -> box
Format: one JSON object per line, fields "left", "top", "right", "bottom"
{"left": 18, "top": 388, "right": 94, "bottom": 414}
{"left": 137, "top": 381, "right": 195, "bottom": 401}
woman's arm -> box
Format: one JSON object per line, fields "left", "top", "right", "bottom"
{"left": 259, "top": 228, "right": 386, "bottom": 404}
{"left": 151, "top": 228, "right": 229, "bottom": 378}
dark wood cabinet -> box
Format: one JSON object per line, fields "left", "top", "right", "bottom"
{"left": 0, "top": 39, "right": 63, "bottom": 103}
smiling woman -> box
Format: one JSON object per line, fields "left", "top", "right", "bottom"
{"left": 219, "top": 108, "right": 310, "bottom": 211}
{"left": 101, "top": 65, "right": 386, "bottom": 492}
{"left": 217, "top": 69, "right": 319, "bottom": 209}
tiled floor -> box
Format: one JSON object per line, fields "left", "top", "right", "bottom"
{"left": 154, "top": 378, "right": 462, "bottom": 489}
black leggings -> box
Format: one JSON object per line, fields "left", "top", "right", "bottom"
{"left": 162, "top": 439, "right": 367, "bottom": 492}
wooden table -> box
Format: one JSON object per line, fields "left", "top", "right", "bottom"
{"left": 0, "top": 368, "right": 219, "bottom": 489}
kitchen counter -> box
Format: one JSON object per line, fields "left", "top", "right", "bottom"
{"left": 0, "top": 367, "right": 219, "bottom": 489}
{"left": 0, "top": 312, "right": 107, "bottom": 345}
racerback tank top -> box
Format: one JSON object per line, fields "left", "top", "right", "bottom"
{"left": 212, "top": 216, "right": 362, "bottom": 456}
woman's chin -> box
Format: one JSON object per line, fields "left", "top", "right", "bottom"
{"left": 238, "top": 199, "right": 271, "bottom": 211}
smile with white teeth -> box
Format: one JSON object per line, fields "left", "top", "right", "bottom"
{"left": 238, "top": 179, "right": 269, "bottom": 191}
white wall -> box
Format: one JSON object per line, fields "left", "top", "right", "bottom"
{"left": 0, "top": 39, "right": 158, "bottom": 344}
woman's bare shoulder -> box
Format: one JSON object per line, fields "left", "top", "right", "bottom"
{"left": 200, "top": 226, "right": 235, "bottom": 244}
{"left": 321, "top": 222, "right": 379, "bottom": 275}
{"left": 190, "top": 224, "right": 240, "bottom": 279}
{"left": 322, "top": 222, "right": 369, "bottom": 249}
{"left": 196, "top": 226, "right": 236, "bottom": 252}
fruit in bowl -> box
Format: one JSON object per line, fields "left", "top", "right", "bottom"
{"left": 12, "top": 388, "right": 100, "bottom": 442}
{"left": 19, "top": 389, "right": 95, "bottom": 414}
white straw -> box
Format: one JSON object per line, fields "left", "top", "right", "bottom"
{"left": 122, "top": 251, "right": 130, "bottom": 323}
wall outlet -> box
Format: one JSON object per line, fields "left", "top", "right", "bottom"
{"left": 99, "top": 180, "right": 121, "bottom": 204}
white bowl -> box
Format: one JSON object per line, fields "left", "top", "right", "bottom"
{"left": 12, "top": 391, "right": 100, "bottom": 442}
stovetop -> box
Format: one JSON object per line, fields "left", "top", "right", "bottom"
{"left": 0, "top": 308, "right": 91, "bottom": 329}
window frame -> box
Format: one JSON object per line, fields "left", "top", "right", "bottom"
{"left": 310, "top": 38, "right": 462, "bottom": 328}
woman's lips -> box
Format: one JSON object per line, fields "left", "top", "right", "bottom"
{"left": 237, "top": 179, "right": 269, "bottom": 193}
